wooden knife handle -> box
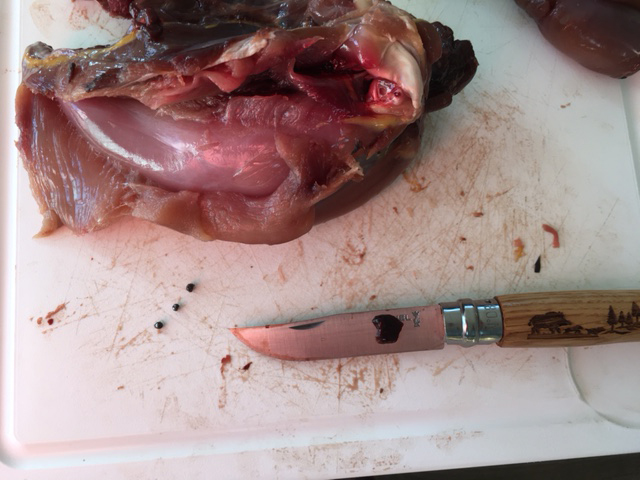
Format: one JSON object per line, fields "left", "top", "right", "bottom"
{"left": 495, "top": 290, "right": 640, "bottom": 347}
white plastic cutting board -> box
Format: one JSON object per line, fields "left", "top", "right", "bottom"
{"left": 2, "top": 1, "right": 640, "bottom": 478}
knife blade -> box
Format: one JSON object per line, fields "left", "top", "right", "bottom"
{"left": 230, "top": 290, "right": 640, "bottom": 360}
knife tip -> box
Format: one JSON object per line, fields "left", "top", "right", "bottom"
{"left": 228, "top": 326, "right": 244, "bottom": 338}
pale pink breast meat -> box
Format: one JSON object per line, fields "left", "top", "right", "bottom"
{"left": 16, "top": 85, "right": 135, "bottom": 236}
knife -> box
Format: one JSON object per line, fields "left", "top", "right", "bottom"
{"left": 230, "top": 290, "right": 640, "bottom": 360}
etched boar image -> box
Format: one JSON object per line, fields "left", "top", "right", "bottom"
{"left": 562, "top": 325, "right": 583, "bottom": 334}
{"left": 527, "top": 311, "right": 570, "bottom": 335}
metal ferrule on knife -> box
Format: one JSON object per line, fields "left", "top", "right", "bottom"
{"left": 440, "top": 298, "right": 503, "bottom": 347}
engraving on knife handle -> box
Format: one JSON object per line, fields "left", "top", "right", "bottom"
{"left": 606, "top": 303, "right": 640, "bottom": 334}
{"left": 496, "top": 290, "right": 640, "bottom": 347}
{"left": 527, "top": 311, "right": 572, "bottom": 336}
{"left": 526, "top": 301, "right": 640, "bottom": 339}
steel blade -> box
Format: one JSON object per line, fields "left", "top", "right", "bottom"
{"left": 230, "top": 305, "right": 444, "bottom": 360}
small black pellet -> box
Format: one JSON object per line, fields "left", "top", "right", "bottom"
{"left": 172, "top": 303, "right": 180, "bottom": 311}
{"left": 154, "top": 321, "right": 164, "bottom": 329}
{"left": 186, "top": 283, "right": 195, "bottom": 292}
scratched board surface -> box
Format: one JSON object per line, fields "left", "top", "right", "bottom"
{"left": 1, "top": 0, "right": 640, "bottom": 478}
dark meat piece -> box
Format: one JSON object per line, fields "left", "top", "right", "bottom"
{"left": 98, "top": 0, "right": 383, "bottom": 27}
{"left": 423, "top": 22, "right": 478, "bottom": 111}
{"left": 515, "top": 0, "right": 640, "bottom": 78}
{"left": 16, "top": 0, "right": 477, "bottom": 244}
{"left": 96, "top": 0, "right": 132, "bottom": 18}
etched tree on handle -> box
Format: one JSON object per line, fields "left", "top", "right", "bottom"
{"left": 607, "top": 306, "right": 617, "bottom": 332}
{"left": 625, "top": 312, "right": 634, "bottom": 329}
{"left": 632, "top": 302, "right": 640, "bottom": 326}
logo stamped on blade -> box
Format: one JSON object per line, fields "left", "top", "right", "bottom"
{"left": 396, "top": 310, "right": 421, "bottom": 327}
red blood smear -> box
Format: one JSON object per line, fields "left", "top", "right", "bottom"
{"left": 220, "top": 354, "right": 232, "bottom": 376}
{"left": 542, "top": 224, "right": 560, "bottom": 248}
{"left": 513, "top": 237, "right": 525, "bottom": 260}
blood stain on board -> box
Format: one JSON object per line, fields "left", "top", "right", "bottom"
{"left": 335, "top": 362, "right": 367, "bottom": 399}
{"left": 431, "top": 430, "right": 483, "bottom": 450}
{"left": 344, "top": 366, "right": 365, "bottom": 392}
{"left": 115, "top": 330, "right": 152, "bottom": 356}
{"left": 341, "top": 239, "right": 367, "bottom": 266}
{"left": 282, "top": 355, "right": 401, "bottom": 405}
{"left": 67, "top": 0, "right": 128, "bottom": 34}
{"left": 45, "top": 303, "right": 67, "bottom": 318}
{"left": 513, "top": 237, "right": 525, "bottom": 260}
{"left": 486, "top": 188, "right": 512, "bottom": 202}
{"left": 29, "top": 0, "right": 55, "bottom": 29}
{"left": 30, "top": 0, "right": 127, "bottom": 40}
{"left": 34, "top": 302, "right": 67, "bottom": 329}
{"left": 220, "top": 354, "right": 232, "bottom": 377}
{"left": 218, "top": 355, "right": 232, "bottom": 409}
{"left": 402, "top": 170, "right": 430, "bottom": 192}
{"left": 67, "top": 1, "right": 90, "bottom": 28}
{"left": 277, "top": 265, "right": 287, "bottom": 283}
{"left": 542, "top": 223, "right": 560, "bottom": 248}
{"left": 432, "top": 358, "right": 456, "bottom": 377}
